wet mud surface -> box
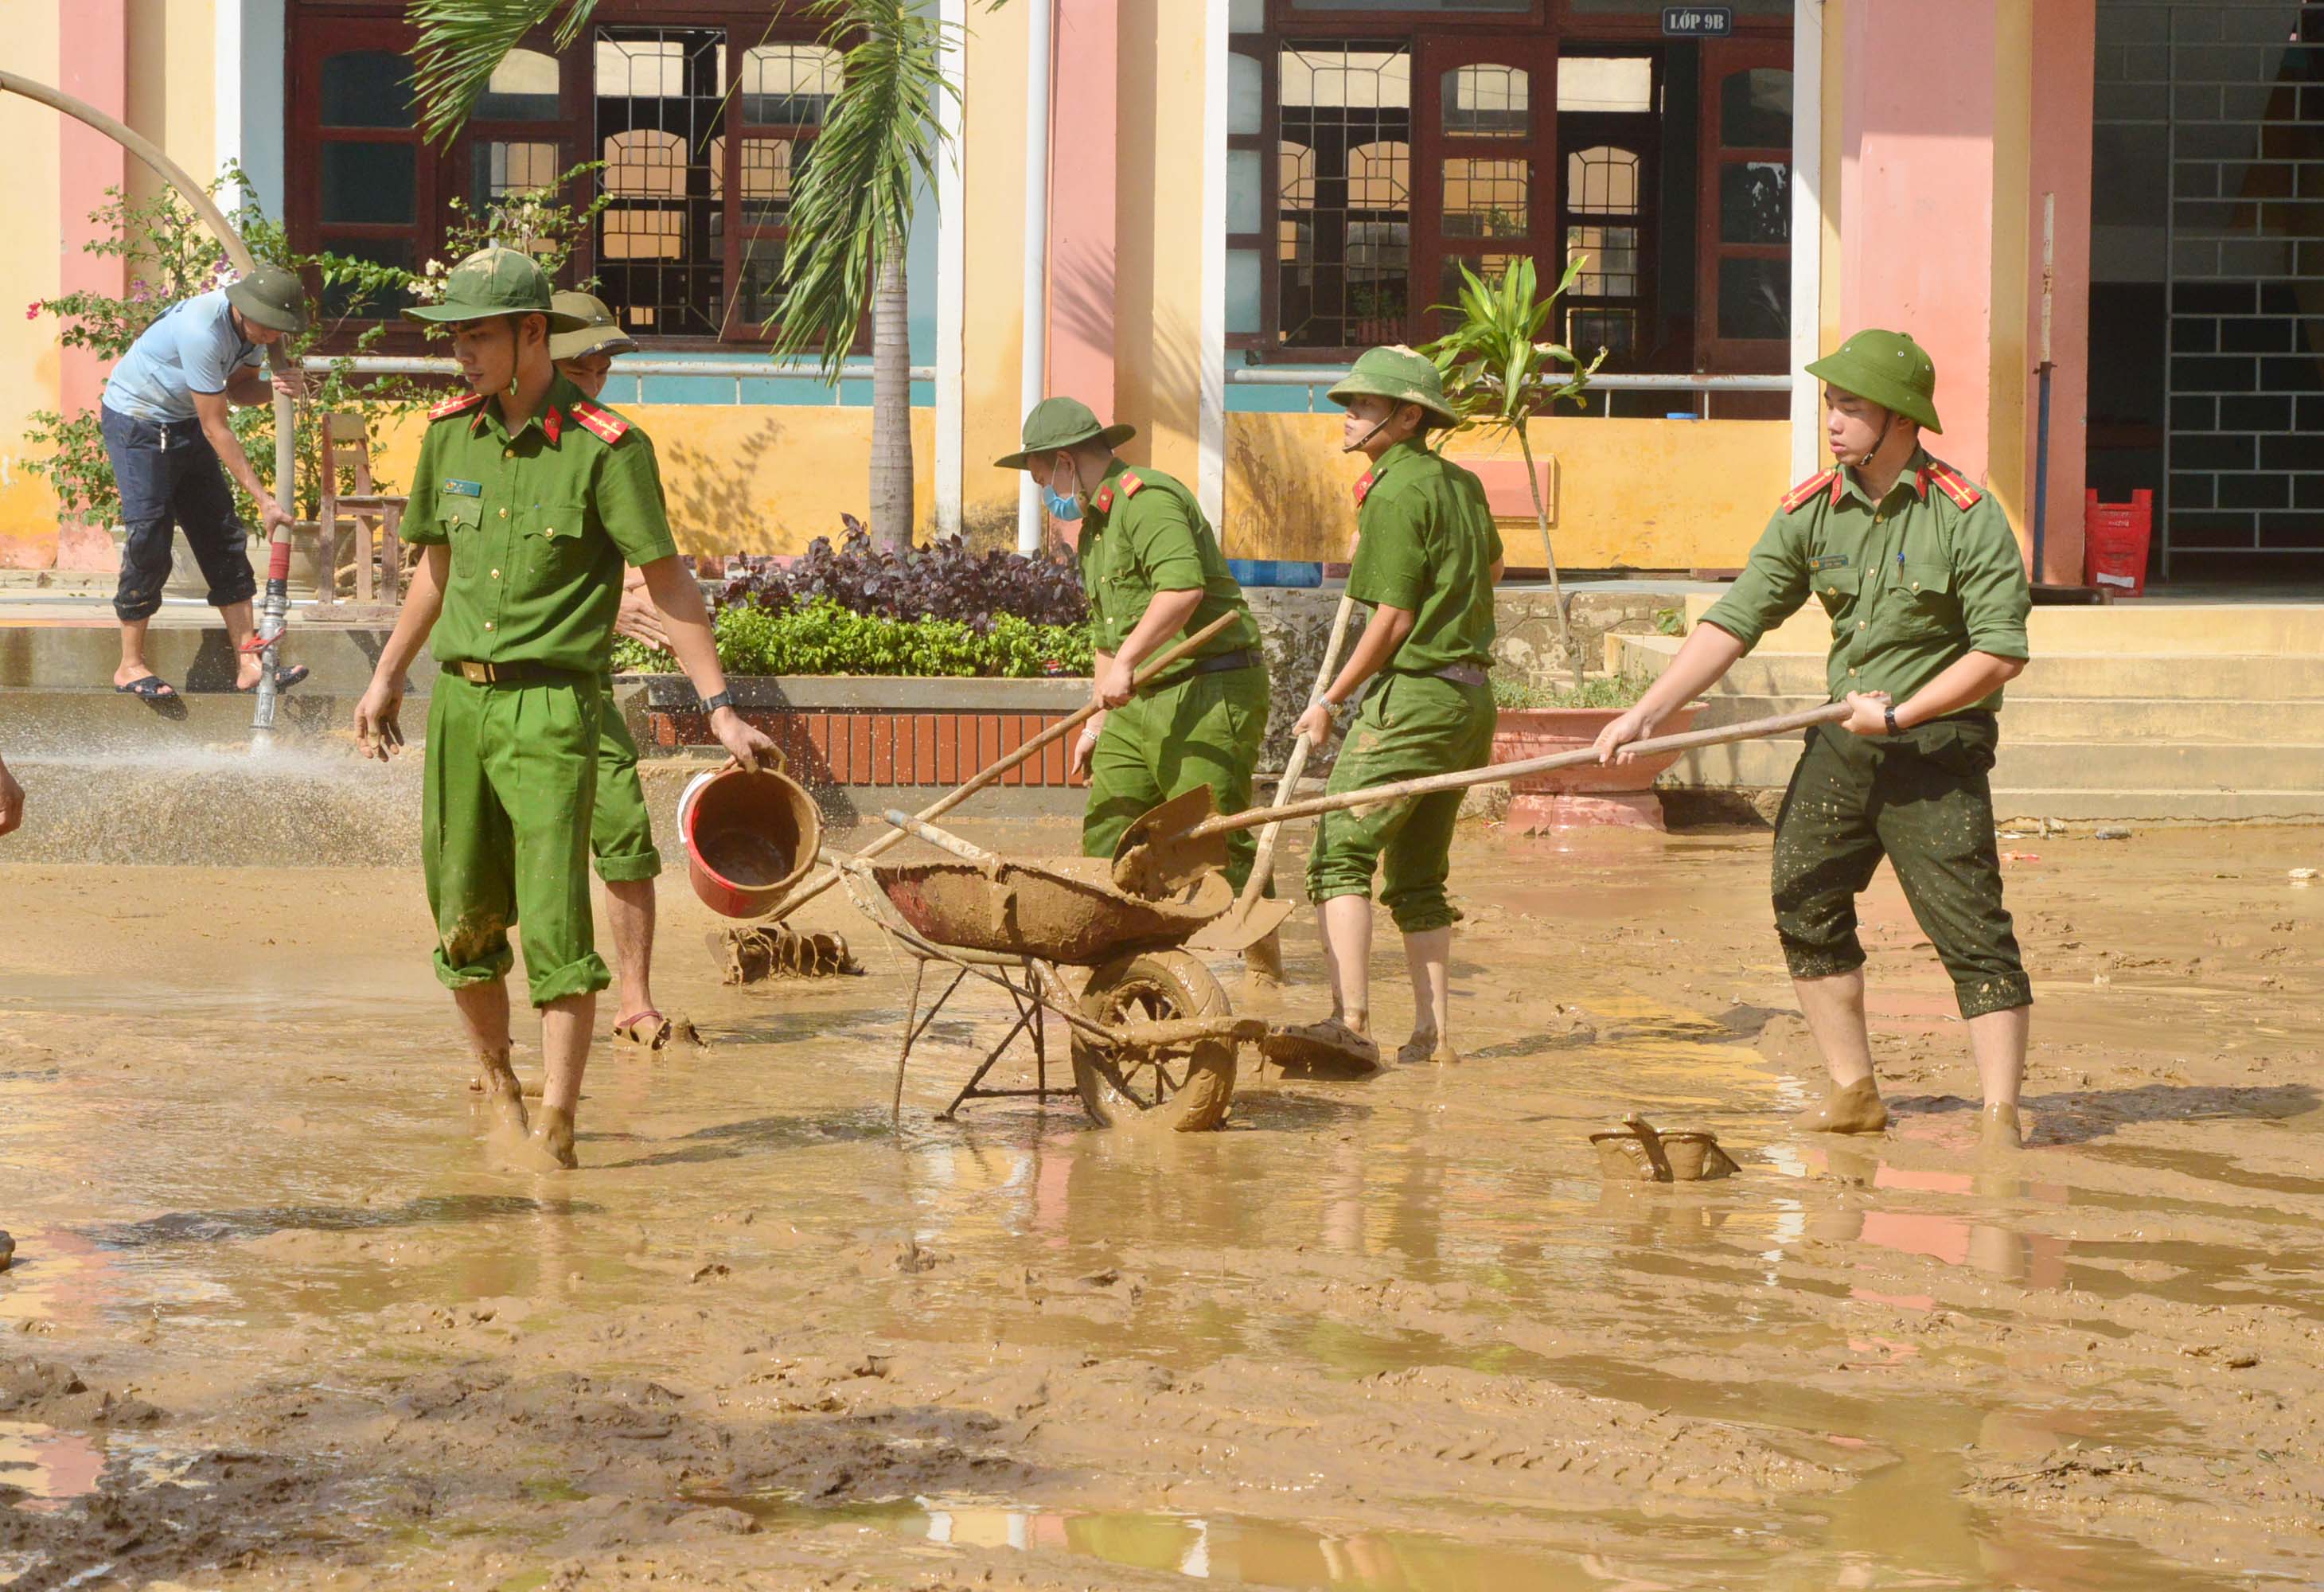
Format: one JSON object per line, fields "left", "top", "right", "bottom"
{"left": 2, "top": 821, "right": 2321, "bottom": 1589}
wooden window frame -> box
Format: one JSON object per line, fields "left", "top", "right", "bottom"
{"left": 1694, "top": 38, "right": 1792, "bottom": 372}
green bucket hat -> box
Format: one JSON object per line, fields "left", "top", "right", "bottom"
{"left": 993, "top": 396, "right": 1137, "bottom": 470}
{"left": 1327, "top": 345, "right": 1461, "bottom": 427}
{"left": 402, "top": 246, "right": 588, "bottom": 332}
{"left": 548, "top": 290, "right": 639, "bottom": 362}
{"left": 224, "top": 263, "right": 308, "bottom": 337}
{"left": 1805, "top": 329, "right": 1943, "bottom": 434}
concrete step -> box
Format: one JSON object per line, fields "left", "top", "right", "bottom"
{"left": 1680, "top": 596, "right": 2324, "bottom": 655}
{"left": 1682, "top": 689, "right": 2322, "bottom": 746}
{"left": 1613, "top": 633, "right": 2324, "bottom": 700}
{"left": 0, "top": 621, "right": 431, "bottom": 696}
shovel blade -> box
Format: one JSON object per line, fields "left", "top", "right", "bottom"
{"left": 1188, "top": 894, "right": 1297, "bottom": 954}
{"left": 1110, "top": 786, "right": 1228, "bottom": 897}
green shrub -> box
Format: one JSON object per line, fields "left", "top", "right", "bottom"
{"left": 1491, "top": 673, "right": 1651, "bottom": 711}
{"left": 612, "top": 599, "right": 1093, "bottom": 680}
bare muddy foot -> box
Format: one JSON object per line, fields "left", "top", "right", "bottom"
{"left": 1397, "top": 1031, "right": 1460, "bottom": 1066}
{"left": 1979, "top": 1100, "right": 2026, "bottom": 1152}
{"left": 472, "top": 1052, "right": 529, "bottom": 1137}
{"left": 1792, "top": 1075, "right": 1889, "bottom": 1134}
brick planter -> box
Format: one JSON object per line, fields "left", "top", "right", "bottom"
{"left": 624, "top": 674, "right": 1091, "bottom": 812}
{"left": 1491, "top": 702, "right": 1702, "bottom": 832}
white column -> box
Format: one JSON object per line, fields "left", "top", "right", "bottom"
{"left": 215, "top": 0, "right": 243, "bottom": 198}
{"left": 1789, "top": 0, "right": 1827, "bottom": 478}
{"left": 935, "top": 0, "right": 966, "bottom": 540}
{"left": 1196, "top": 0, "right": 1227, "bottom": 526}
{"left": 1016, "top": 0, "right": 1055, "bottom": 555}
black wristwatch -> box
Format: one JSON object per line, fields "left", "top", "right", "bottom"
{"left": 1883, "top": 705, "right": 1900, "bottom": 737}
{"left": 700, "top": 689, "right": 735, "bottom": 716}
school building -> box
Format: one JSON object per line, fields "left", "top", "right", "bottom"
{"left": 2, "top": 1, "right": 2319, "bottom": 589}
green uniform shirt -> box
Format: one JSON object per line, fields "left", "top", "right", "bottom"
{"left": 403, "top": 373, "right": 678, "bottom": 675}
{"left": 1076, "top": 458, "right": 1258, "bottom": 667}
{"left": 1347, "top": 439, "right": 1504, "bottom": 673}
{"left": 1699, "top": 449, "right": 2032, "bottom": 711}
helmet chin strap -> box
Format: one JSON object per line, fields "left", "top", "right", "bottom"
{"left": 1342, "top": 410, "right": 1401, "bottom": 455}
{"left": 1847, "top": 413, "right": 1894, "bottom": 469}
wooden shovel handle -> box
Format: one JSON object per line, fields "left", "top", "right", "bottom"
{"left": 1187, "top": 700, "right": 1855, "bottom": 841}
{"left": 760, "top": 610, "right": 1242, "bottom": 922}
{"left": 1232, "top": 591, "right": 1359, "bottom": 917}
{"left": 882, "top": 810, "right": 998, "bottom": 866}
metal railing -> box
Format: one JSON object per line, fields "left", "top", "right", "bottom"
{"left": 1225, "top": 366, "right": 1791, "bottom": 417}
{"left": 300, "top": 354, "right": 936, "bottom": 408}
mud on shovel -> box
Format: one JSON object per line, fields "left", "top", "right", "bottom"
{"left": 1113, "top": 700, "right": 1857, "bottom": 897}
{"left": 1188, "top": 589, "right": 1360, "bottom": 955}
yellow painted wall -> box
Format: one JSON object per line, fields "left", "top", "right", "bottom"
{"left": 959, "top": 1, "right": 1033, "bottom": 540}
{"left": 1225, "top": 414, "right": 1794, "bottom": 568}
{"left": 0, "top": 3, "right": 64, "bottom": 565}
{"left": 125, "top": 0, "right": 216, "bottom": 216}
{"left": 367, "top": 404, "right": 935, "bottom": 560}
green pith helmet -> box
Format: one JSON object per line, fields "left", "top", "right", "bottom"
{"left": 548, "top": 290, "right": 639, "bottom": 361}
{"left": 1327, "top": 345, "right": 1461, "bottom": 427}
{"left": 401, "top": 246, "right": 588, "bottom": 331}
{"left": 223, "top": 263, "right": 308, "bottom": 336}
{"left": 1805, "top": 329, "right": 1943, "bottom": 434}
{"left": 992, "top": 396, "right": 1137, "bottom": 469}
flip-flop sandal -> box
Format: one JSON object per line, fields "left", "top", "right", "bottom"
{"left": 115, "top": 675, "right": 178, "bottom": 700}
{"left": 1396, "top": 1034, "right": 1460, "bottom": 1067}
{"left": 236, "top": 665, "right": 310, "bottom": 693}
{"left": 1261, "top": 1017, "right": 1382, "bottom": 1078}
{"left": 613, "top": 1010, "right": 704, "bottom": 1051}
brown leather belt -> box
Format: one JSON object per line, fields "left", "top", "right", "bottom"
{"left": 453, "top": 659, "right": 587, "bottom": 686}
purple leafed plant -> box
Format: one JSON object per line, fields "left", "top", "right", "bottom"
{"left": 719, "top": 521, "right": 1088, "bottom": 634}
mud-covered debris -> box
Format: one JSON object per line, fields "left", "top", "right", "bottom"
{"left": 2096, "top": 825, "right": 2134, "bottom": 840}
{"left": 719, "top": 925, "right": 862, "bottom": 983}
{"left": 0, "top": 1230, "right": 12, "bottom": 1271}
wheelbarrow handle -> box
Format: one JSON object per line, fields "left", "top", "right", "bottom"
{"left": 1187, "top": 700, "right": 1856, "bottom": 840}
{"left": 758, "top": 611, "right": 1242, "bottom": 923}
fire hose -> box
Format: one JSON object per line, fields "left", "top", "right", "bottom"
{"left": 0, "top": 68, "right": 300, "bottom": 732}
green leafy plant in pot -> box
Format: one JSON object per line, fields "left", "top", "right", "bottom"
{"left": 1421, "top": 255, "right": 1607, "bottom": 677}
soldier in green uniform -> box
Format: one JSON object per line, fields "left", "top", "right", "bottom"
{"left": 995, "top": 398, "right": 1275, "bottom": 973}
{"left": 353, "top": 249, "right": 775, "bottom": 1169}
{"left": 1596, "top": 330, "right": 2035, "bottom": 1147}
{"left": 1278, "top": 347, "right": 1504, "bottom": 1070}
{"left": 547, "top": 290, "right": 685, "bottom": 1049}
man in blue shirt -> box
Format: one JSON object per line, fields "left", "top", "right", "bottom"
{"left": 99, "top": 263, "right": 310, "bottom": 700}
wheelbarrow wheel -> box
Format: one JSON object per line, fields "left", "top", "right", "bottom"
{"left": 1072, "top": 949, "right": 1237, "bottom": 1132}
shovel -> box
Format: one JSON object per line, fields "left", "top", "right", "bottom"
{"left": 1188, "top": 589, "right": 1360, "bottom": 954}
{"left": 753, "top": 611, "right": 1242, "bottom": 925}
{"left": 1113, "top": 700, "right": 1856, "bottom": 897}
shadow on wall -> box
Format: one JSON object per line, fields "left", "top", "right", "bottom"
{"left": 1226, "top": 416, "right": 1356, "bottom": 564}
{"left": 664, "top": 416, "right": 787, "bottom": 555}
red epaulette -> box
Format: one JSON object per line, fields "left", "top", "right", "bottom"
{"left": 427, "top": 392, "right": 487, "bottom": 423}
{"left": 1779, "top": 469, "right": 1838, "bottom": 514}
{"left": 1921, "top": 459, "right": 1983, "bottom": 509}
{"left": 1354, "top": 470, "right": 1376, "bottom": 507}
{"left": 1118, "top": 470, "right": 1145, "bottom": 497}
{"left": 569, "top": 398, "right": 630, "bottom": 444}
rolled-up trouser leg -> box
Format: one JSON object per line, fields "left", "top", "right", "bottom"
{"left": 101, "top": 405, "right": 175, "bottom": 625}
{"left": 591, "top": 677, "right": 662, "bottom": 884}
{"left": 1769, "top": 724, "right": 1888, "bottom": 981}
{"left": 1304, "top": 673, "right": 1494, "bottom": 933}
{"left": 1082, "top": 665, "right": 1269, "bottom": 892}
{"left": 1871, "top": 716, "right": 2033, "bottom": 1019}
{"left": 168, "top": 431, "right": 256, "bottom": 611}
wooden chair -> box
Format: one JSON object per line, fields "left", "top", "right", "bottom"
{"left": 316, "top": 412, "right": 407, "bottom": 607}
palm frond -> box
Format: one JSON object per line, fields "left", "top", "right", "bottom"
{"left": 410, "top": 0, "right": 600, "bottom": 149}
{"left": 770, "top": 0, "right": 961, "bottom": 376}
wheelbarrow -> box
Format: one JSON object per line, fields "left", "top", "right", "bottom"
{"left": 835, "top": 814, "right": 1265, "bottom": 1133}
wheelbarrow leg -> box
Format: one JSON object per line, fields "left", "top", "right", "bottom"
{"left": 1029, "top": 957, "right": 1049, "bottom": 1098}
{"left": 942, "top": 993, "right": 1042, "bottom": 1120}
{"left": 891, "top": 960, "right": 926, "bottom": 1129}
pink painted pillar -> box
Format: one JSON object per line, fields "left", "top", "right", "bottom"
{"left": 1045, "top": 0, "right": 1118, "bottom": 424}
{"left": 1839, "top": 0, "right": 2001, "bottom": 484}
{"left": 58, "top": 0, "right": 130, "bottom": 424}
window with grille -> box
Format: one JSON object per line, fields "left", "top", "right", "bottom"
{"left": 285, "top": 3, "right": 834, "bottom": 349}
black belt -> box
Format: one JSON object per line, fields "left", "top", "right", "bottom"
{"left": 1394, "top": 662, "right": 1490, "bottom": 688}
{"left": 1164, "top": 647, "right": 1261, "bottom": 681}
{"left": 451, "top": 659, "right": 589, "bottom": 686}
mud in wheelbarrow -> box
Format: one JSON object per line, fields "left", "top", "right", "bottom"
{"left": 870, "top": 855, "right": 1234, "bottom": 965}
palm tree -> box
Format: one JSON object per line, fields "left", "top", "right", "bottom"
{"left": 411, "top": 0, "right": 981, "bottom": 552}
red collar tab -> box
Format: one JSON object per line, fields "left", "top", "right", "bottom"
{"left": 1092, "top": 484, "right": 1115, "bottom": 513}
{"left": 544, "top": 406, "right": 563, "bottom": 446}
{"left": 428, "top": 392, "right": 488, "bottom": 423}
{"left": 1923, "top": 460, "right": 1983, "bottom": 509}
{"left": 1778, "top": 468, "right": 1836, "bottom": 514}
{"left": 1913, "top": 466, "right": 1932, "bottom": 501}
{"left": 569, "top": 399, "right": 630, "bottom": 444}
{"left": 1118, "top": 470, "right": 1144, "bottom": 498}
{"left": 1355, "top": 470, "right": 1376, "bottom": 507}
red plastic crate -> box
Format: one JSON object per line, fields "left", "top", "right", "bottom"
{"left": 2084, "top": 489, "right": 2154, "bottom": 598}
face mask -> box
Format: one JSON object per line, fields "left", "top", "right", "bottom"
{"left": 1043, "top": 462, "right": 1083, "bottom": 522}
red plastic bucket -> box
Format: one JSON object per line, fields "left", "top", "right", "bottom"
{"left": 2084, "top": 490, "right": 2154, "bottom": 598}
{"left": 679, "top": 765, "right": 821, "bottom": 918}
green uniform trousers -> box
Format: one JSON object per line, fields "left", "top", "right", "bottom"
{"left": 1770, "top": 712, "right": 2033, "bottom": 1020}
{"left": 1083, "top": 663, "right": 1269, "bottom": 892}
{"left": 423, "top": 672, "right": 612, "bottom": 1008}
{"left": 591, "top": 674, "right": 661, "bottom": 884}
{"left": 1305, "top": 672, "right": 1495, "bottom": 935}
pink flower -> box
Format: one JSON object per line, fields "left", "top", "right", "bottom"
{"left": 23, "top": 302, "right": 37, "bottom": 320}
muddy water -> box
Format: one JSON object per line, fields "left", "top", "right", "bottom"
{"left": 1, "top": 821, "right": 2320, "bottom": 1589}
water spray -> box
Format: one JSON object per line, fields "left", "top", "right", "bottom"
{"left": 0, "top": 68, "right": 301, "bottom": 746}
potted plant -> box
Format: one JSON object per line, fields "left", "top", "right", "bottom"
{"left": 1490, "top": 674, "right": 1702, "bottom": 832}
{"left": 1422, "top": 256, "right": 1608, "bottom": 677}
